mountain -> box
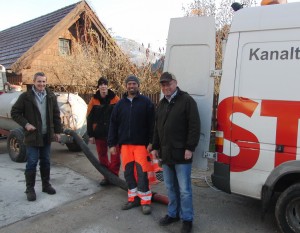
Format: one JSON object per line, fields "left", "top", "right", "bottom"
{"left": 114, "top": 36, "right": 164, "bottom": 68}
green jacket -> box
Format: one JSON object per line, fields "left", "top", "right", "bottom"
{"left": 11, "top": 88, "right": 62, "bottom": 146}
{"left": 152, "top": 88, "right": 201, "bottom": 164}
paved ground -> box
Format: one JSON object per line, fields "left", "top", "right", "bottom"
{"left": 0, "top": 154, "right": 99, "bottom": 228}
{"left": 0, "top": 138, "right": 280, "bottom": 233}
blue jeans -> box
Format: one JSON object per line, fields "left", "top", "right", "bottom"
{"left": 26, "top": 141, "right": 51, "bottom": 172}
{"left": 162, "top": 163, "right": 193, "bottom": 222}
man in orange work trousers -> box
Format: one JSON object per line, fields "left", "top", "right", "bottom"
{"left": 108, "top": 75, "right": 155, "bottom": 215}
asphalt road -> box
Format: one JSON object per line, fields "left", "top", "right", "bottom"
{"left": 0, "top": 138, "right": 280, "bottom": 233}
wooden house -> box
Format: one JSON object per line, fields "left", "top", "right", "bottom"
{"left": 0, "top": 0, "right": 125, "bottom": 86}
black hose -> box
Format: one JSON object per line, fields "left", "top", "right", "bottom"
{"left": 64, "top": 129, "right": 168, "bottom": 204}
{"left": 64, "top": 129, "right": 127, "bottom": 190}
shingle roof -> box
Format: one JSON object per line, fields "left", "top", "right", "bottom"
{"left": 0, "top": 2, "right": 80, "bottom": 69}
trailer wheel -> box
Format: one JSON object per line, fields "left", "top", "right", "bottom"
{"left": 275, "top": 183, "right": 300, "bottom": 233}
{"left": 66, "top": 132, "right": 89, "bottom": 152}
{"left": 7, "top": 128, "right": 27, "bottom": 162}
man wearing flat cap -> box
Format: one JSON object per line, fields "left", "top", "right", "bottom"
{"left": 108, "top": 75, "right": 155, "bottom": 215}
{"left": 152, "top": 71, "right": 200, "bottom": 233}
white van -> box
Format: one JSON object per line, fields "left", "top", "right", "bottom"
{"left": 163, "top": 2, "right": 300, "bottom": 233}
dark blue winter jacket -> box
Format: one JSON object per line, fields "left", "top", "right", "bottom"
{"left": 108, "top": 92, "right": 154, "bottom": 147}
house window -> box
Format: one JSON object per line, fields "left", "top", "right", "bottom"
{"left": 59, "top": 38, "right": 71, "bottom": 55}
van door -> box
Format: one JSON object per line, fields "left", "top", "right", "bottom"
{"left": 163, "top": 16, "right": 215, "bottom": 169}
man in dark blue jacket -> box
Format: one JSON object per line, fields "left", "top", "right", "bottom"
{"left": 108, "top": 75, "right": 154, "bottom": 215}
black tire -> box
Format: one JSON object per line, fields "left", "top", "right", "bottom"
{"left": 275, "top": 183, "right": 300, "bottom": 233}
{"left": 7, "top": 128, "right": 27, "bottom": 162}
{"left": 66, "top": 132, "right": 89, "bottom": 152}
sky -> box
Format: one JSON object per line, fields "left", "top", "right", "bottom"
{"left": 0, "top": 0, "right": 299, "bottom": 52}
{"left": 0, "top": 0, "right": 188, "bottom": 52}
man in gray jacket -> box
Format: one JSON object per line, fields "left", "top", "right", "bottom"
{"left": 11, "top": 72, "right": 62, "bottom": 201}
{"left": 152, "top": 72, "right": 200, "bottom": 233}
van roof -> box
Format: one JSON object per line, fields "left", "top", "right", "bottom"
{"left": 231, "top": 2, "right": 300, "bottom": 33}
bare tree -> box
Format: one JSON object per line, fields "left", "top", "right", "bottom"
{"left": 47, "top": 17, "right": 162, "bottom": 97}
{"left": 182, "top": 0, "right": 256, "bottom": 94}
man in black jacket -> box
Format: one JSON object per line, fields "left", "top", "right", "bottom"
{"left": 108, "top": 75, "right": 155, "bottom": 215}
{"left": 11, "top": 72, "right": 62, "bottom": 201}
{"left": 86, "top": 77, "right": 120, "bottom": 186}
{"left": 152, "top": 72, "right": 200, "bottom": 233}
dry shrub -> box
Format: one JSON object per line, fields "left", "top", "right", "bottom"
{"left": 47, "top": 24, "right": 162, "bottom": 96}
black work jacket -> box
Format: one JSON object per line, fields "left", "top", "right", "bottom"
{"left": 152, "top": 88, "right": 201, "bottom": 164}
{"left": 108, "top": 92, "right": 155, "bottom": 147}
{"left": 86, "top": 89, "right": 119, "bottom": 139}
{"left": 11, "top": 88, "right": 62, "bottom": 146}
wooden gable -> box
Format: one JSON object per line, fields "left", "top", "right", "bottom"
{"left": 0, "top": 1, "right": 125, "bottom": 84}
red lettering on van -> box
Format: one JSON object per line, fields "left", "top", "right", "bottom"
{"left": 261, "top": 100, "right": 300, "bottom": 166}
{"left": 217, "top": 97, "right": 259, "bottom": 172}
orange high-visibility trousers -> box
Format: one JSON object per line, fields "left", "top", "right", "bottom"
{"left": 121, "top": 145, "right": 152, "bottom": 205}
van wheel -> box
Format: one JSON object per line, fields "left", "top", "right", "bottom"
{"left": 66, "top": 132, "right": 89, "bottom": 152}
{"left": 275, "top": 183, "right": 300, "bottom": 233}
{"left": 7, "top": 128, "right": 27, "bottom": 162}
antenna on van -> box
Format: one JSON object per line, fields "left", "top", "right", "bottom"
{"left": 231, "top": 2, "right": 244, "bottom": 11}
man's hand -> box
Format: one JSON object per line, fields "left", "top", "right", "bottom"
{"left": 89, "top": 137, "right": 95, "bottom": 144}
{"left": 25, "top": 123, "right": 36, "bottom": 131}
{"left": 184, "top": 150, "right": 193, "bottom": 160}
{"left": 54, "top": 134, "right": 61, "bottom": 142}
{"left": 147, "top": 143, "right": 152, "bottom": 152}
{"left": 151, "top": 149, "right": 159, "bottom": 159}
{"left": 110, "top": 146, "right": 117, "bottom": 155}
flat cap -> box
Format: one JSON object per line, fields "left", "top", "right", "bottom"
{"left": 160, "top": 72, "right": 177, "bottom": 83}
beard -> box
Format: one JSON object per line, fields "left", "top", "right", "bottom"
{"left": 128, "top": 88, "right": 138, "bottom": 95}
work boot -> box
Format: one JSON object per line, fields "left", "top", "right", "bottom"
{"left": 181, "top": 221, "right": 193, "bottom": 233}
{"left": 40, "top": 168, "right": 56, "bottom": 195}
{"left": 121, "top": 196, "right": 140, "bottom": 210}
{"left": 25, "top": 171, "right": 36, "bottom": 201}
{"left": 159, "top": 215, "right": 180, "bottom": 226}
{"left": 141, "top": 204, "right": 152, "bottom": 215}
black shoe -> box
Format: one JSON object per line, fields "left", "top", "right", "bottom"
{"left": 99, "top": 178, "right": 110, "bottom": 186}
{"left": 141, "top": 205, "right": 152, "bottom": 215}
{"left": 25, "top": 188, "right": 36, "bottom": 201}
{"left": 181, "top": 221, "right": 193, "bottom": 233}
{"left": 42, "top": 185, "right": 56, "bottom": 195}
{"left": 159, "top": 215, "right": 180, "bottom": 226}
{"left": 121, "top": 197, "right": 140, "bottom": 210}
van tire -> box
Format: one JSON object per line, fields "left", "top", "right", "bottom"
{"left": 275, "top": 183, "right": 300, "bottom": 233}
{"left": 7, "top": 128, "right": 27, "bottom": 162}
